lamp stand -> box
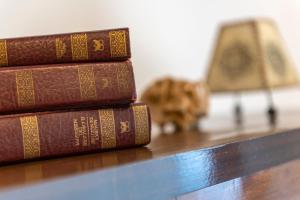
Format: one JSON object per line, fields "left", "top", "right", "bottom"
{"left": 234, "top": 92, "right": 243, "bottom": 127}
{"left": 266, "top": 90, "right": 277, "bottom": 127}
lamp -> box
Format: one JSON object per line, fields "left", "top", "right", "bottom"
{"left": 206, "top": 18, "right": 298, "bottom": 126}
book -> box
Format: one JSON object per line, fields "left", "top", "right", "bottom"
{"left": 0, "top": 60, "right": 136, "bottom": 114}
{"left": 0, "top": 28, "right": 130, "bottom": 67}
{"left": 0, "top": 103, "right": 151, "bottom": 165}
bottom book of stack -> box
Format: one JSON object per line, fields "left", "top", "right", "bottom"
{"left": 0, "top": 103, "right": 151, "bottom": 165}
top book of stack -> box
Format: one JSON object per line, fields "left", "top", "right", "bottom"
{"left": 0, "top": 28, "right": 130, "bottom": 67}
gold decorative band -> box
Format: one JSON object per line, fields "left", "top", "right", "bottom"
{"left": 0, "top": 40, "right": 8, "bottom": 66}
{"left": 99, "top": 109, "right": 116, "bottom": 149}
{"left": 78, "top": 66, "right": 97, "bottom": 100}
{"left": 71, "top": 33, "right": 89, "bottom": 61}
{"left": 117, "top": 63, "right": 131, "bottom": 95}
{"left": 133, "top": 105, "right": 150, "bottom": 145}
{"left": 20, "top": 116, "right": 40, "bottom": 159}
{"left": 109, "top": 30, "right": 127, "bottom": 57}
{"left": 16, "top": 71, "right": 35, "bottom": 107}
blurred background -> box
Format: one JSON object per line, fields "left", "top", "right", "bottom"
{"left": 1, "top": 0, "right": 299, "bottom": 117}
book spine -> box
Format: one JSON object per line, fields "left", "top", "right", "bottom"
{"left": 0, "top": 60, "right": 136, "bottom": 114}
{"left": 0, "top": 28, "right": 130, "bottom": 67}
{"left": 0, "top": 103, "right": 151, "bottom": 165}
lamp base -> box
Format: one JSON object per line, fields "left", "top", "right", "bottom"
{"left": 234, "top": 103, "right": 243, "bottom": 127}
{"left": 267, "top": 106, "right": 277, "bottom": 127}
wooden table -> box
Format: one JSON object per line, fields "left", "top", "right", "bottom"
{"left": 0, "top": 110, "right": 300, "bottom": 200}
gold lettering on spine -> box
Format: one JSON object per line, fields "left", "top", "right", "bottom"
{"left": 71, "top": 34, "right": 88, "bottom": 61}
{"left": 0, "top": 40, "right": 8, "bottom": 66}
{"left": 78, "top": 66, "right": 97, "bottom": 100}
{"left": 133, "top": 105, "right": 149, "bottom": 145}
{"left": 55, "top": 38, "right": 66, "bottom": 59}
{"left": 99, "top": 109, "right": 116, "bottom": 149}
{"left": 109, "top": 30, "right": 127, "bottom": 57}
{"left": 73, "top": 116, "right": 99, "bottom": 147}
{"left": 20, "top": 116, "right": 40, "bottom": 159}
{"left": 16, "top": 71, "right": 35, "bottom": 107}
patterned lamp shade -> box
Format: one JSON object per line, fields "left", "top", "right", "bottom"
{"left": 207, "top": 18, "right": 298, "bottom": 92}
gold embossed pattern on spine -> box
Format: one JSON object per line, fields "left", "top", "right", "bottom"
{"left": 16, "top": 71, "right": 35, "bottom": 107}
{"left": 109, "top": 31, "right": 127, "bottom": 57}
{"left": 55, "top": 38, "right": 67, "bottom": 59}
{"left": 117, "top": 63, "right": 131, "bottom": 95}
{"left": 71, "top": 34, "right": 89, "bottom": 61}
{"left": 99, "top": 109, "right": 116, "bottom": 149}
{"left": 133, "top": 105, "right": 149, "bottom": 145}
{"left": 20, "top": 116, "right": 40, "bottom": 159}
{"left": 78, "top": 66, "right": 97, "bottom": 100}
{"left": 0, "top": 40, "right": 8, "bottom": 66}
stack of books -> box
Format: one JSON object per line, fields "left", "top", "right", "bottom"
{"left": 0, "top": 28, "right": 151, "bottom": 165}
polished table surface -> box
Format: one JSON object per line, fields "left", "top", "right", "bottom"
{"left": 0, "top": 109, "right": 300, "bottom": 199}
{"left": 178, "top": 158, "right": 300, "bottom": 200}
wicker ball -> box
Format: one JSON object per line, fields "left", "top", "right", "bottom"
{"left": 141, "top": 77, "right": 209, "bottom": 131}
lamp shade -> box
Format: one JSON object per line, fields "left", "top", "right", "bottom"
{"left": 206, "top": 18, "right": 298, "bottom": 93}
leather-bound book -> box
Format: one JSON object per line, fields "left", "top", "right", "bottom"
{"left": 0, "top": 28, "right": 130, "bottom": 67}
{"left": 0, "top": 60, "right": 136, "bottom": 114}
{"left": 0, "top": 103, "right": 151, "bottom": 165}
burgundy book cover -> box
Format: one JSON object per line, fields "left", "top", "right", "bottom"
{"left": 0, "top": 60, "right": 136, "bottom": 114}
{"left": 0, "top": 103, "right": 151, "bottom": 165}
{"left": 0, "top": 28, "right": 131, "bottom": 67}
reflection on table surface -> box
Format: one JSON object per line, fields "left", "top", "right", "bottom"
{"left": 177, "top": 159, "right": 300, "bottom": 200}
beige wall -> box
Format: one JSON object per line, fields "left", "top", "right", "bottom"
{"left": 1, "top": 0, "right": 299, "bottom": 115}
